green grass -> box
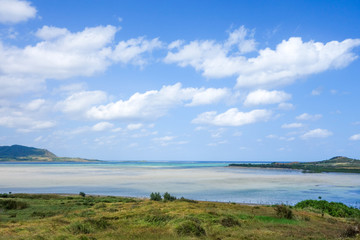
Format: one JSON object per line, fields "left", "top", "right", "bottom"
{"left": 0, "top": 193, "right": 359, "bottom": 239}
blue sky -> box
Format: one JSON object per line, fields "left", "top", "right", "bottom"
{"left": 0, "top": 0, "right": 360, "bottom": 161}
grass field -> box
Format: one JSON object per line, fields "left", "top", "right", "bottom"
{"left": 0, "top": 193, "right": 359, "bottom": 239}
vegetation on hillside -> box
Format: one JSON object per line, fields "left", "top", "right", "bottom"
{"left": 295, "top": 199, "right": 360, "bottom": 218}
{"left": 0, "top": 193, "right": 359, "bottom": 239}
{"left": 0, "top": 145, "right": 99, "bottom": 162}
{"left": 229, "top": 156, "right": 360, "bottom": 173}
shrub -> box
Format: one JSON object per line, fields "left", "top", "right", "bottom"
{"left": 150, "top": 192, "right": 162, "bottom": 201}
{"left": 79, "top": 192, "right": 86, "bottom": 198}
{"left": 341, "top": 224, "right": 360, "bottom": 238}
{"left": 179, "top": 197, "right": 198, "bottom": 203}
{"left": 274, "top": 204, "right": 293, "bottom": 219}
{"left": 220, "top": 216, "right": 241, "bottom": 227}
{"left": 175, "top": 220, "right": 206, "bottom": 236}
{"left": 163, "top": 192, "right": 176, "bottom": 201}
{"left": 0, "top": 199, "right": 29, "bottom": 210}
{"left": 295, "top": 199, "right": 360, "bottom": 218}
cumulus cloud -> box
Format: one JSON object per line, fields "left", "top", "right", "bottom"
{"left": 56, "top": 90, "right": 108, "bottom": 114}
{"left": 301, "top": 128, "right": 333, "bottom": 139}
{"left": 0, "top": 0, "right": 36, "bottom": 23}
{"left": 244, "top": 89, "right": 291, "bottom": 106}
{"left": 92, "top": 122, "right": 114, "bottom": 131}
{"left": 111, "top": 37, "right": 162, "bottom": 65}
{"left": 0, "top": 25, "right": 162, "bottom": 96}
{"left": 165, "top": 27, "right": 360, "bottom": 88}
{"left": 281, "top": 122, "right": 303, "bottom": 128}
{"left": 278, "top": 102, "right": 294, "bottom": 110}
{"left": 192, "top": 108, "right": 272, "bottom": 127}
{"left": 127, "top": 123, "right": 143, "bottom": 130}
{"left": 186, "top": 88, "right": 229, "bottom": 106}
{"left": 25, "top": 98, "right": 45, "bottom": 111}
{"left": 296, "top": 113, "right": 322, "bottom": 121}
{"left": 0, "top": 105, "right": 55, "bottom": 132}
{"left": 349, "top": 134, "right": 360, "bottom": 141}
{"left": 87, "top": 83, "right": 230, "bottom": 121}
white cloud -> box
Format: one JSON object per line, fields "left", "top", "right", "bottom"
{"left": 278, "top": 102, "right": 294, "bottom": 110}
{"left": 0, "top": 100, "right": 55, "bottom": 132}
{"left": 0, "top": 115, "right": 55, "bottom": 132}
{"left": 111, "top": 37, "right": 162, "bottom": 65}
{"left": 168, "top": 40, "right": 184, "bottom": 49}
{"left": 186, "top": 88, "right": 229, "bottom": 106}
{"left": 0, "top": 25, "right": 162, "bottom": 96}
{"left": 311, "top": 89, "right": 322, "bottom": 96}
{"left": 224, "top": 26, "right": 256, "bottom": 53}
{"left": 165, "top": 27, "right": 360, "bottom": 89}
{"left": 26, "top": 98, "right": 45, "bottom": 111}
{"left": 281, "top": 122, "right": 303, "bottom": 128}
{"left": 57, "top": 90, "right": 107, "bottom": 114}
{"left": 152, "top": 136, "right": 185, "bottom": 146}
{"left": 153, "top": 136, "right": 175, "bottom": 142}
{"left": 87, "top": 83, "right": 230, "bottom": 121}
{"left": 244, "top": 89, "right": 291, "bottom": 106}
{"left": 127, "top": 123, "right": 143, "bottom": 130}
{"left": 349, "top": 134, "right": 360, "bottom": 141}
{"left": 192, "top": 108, "right": 272, "bottom": 127}
{"left": 301, "top": 128, "right": 333, "bottom": 139}
{"left": 0, "top": 0, "right": 36, "bottom": 23}
{"left": 92, "top": 122, "right": 114, "bottom": 131}
{"left": 296, "top": 113, "right": 322, "bottom": 121}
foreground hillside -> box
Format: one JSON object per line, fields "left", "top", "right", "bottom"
{"left": 0, "top": 193, "right": 359, "bottom": 240}
{"left": 229, "top": 156, "right": 360, "bottom": 173}
{"left": 0, "top": 145, "right": 99, "bottom": 162}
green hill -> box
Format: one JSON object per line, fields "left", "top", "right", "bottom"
{"left": 0, "top": 145, "right": 56, "bottom": 158}
{"left": 0, "top": 145, "right": 99, "bottom": 162}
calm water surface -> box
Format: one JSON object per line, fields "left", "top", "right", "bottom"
{"left": 0, "top": 161, "right": 359, "bottom": 207}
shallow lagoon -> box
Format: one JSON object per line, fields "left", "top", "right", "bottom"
{"left": 0, "top": 161, "right": 359, "bottom": 207}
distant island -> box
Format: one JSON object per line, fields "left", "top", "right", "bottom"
{"left": 0, "top": 145, "right": 100, "bottom": 162}
{"left": 229, "top": 156, "right": 360, "bottom": 173}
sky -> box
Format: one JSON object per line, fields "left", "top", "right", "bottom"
{"left": 0, "top": 0, "right": 360, "bottom": 161}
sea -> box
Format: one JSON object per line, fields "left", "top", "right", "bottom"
{"left": 0, "top": 161, "right": 359, "bottom": 207}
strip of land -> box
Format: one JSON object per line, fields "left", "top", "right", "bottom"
{"left": 0, "top": 193, "right": 359, "bottom": 239}
{"left": 229, "top": 156, "right": 360, "bottom": 173}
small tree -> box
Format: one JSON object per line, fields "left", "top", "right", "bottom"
{"left": 163, "top": 192, "right": 176, "bottom": 201}
{"left": 150, "top": 192, "right": 162, "bottom": 201}
{"left": 79, "top": 192, "right": 86, "bottom": 198}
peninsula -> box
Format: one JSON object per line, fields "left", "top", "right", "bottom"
{"left": 229, "top": 156, "right": 360, "bottom": 173}
{"left": 0, "top": 145, "right": 100, "bottom": 162}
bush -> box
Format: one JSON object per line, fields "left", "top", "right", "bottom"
{"left": 220, "top": 216, "right": 241, "bottom": 227}
{"left": 163, "top": 192, "right": 176, "bottom": 201}
{"left": 179, "top": 197, "right": 198, "bottom": 203}
{"left": 295, "top": 199, "right": 360, "bottom": 218}
{"left": 175, "top": 220, "right": 206, "bottom": 236}
{"left": 79, "top": 192, "right": 86, "bottom": 198}
{"left": 0, "top": 199, "right": 29, "bottom": 210}
{"left": 150, "top": 192, "right": 162, "bottom": 201}
{"left": 274, "top": 204, "right": 293, "bottom": 219}
{"left": 341, "top": 225, "right": 360, "bottom": 238}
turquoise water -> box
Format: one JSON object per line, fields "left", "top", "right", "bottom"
{"left": 0, "top": 161, "right": 359, "bottom": 207}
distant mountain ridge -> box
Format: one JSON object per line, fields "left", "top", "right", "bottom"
{"left": 0, "top": 145, "right": 99, "bottom": 162}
